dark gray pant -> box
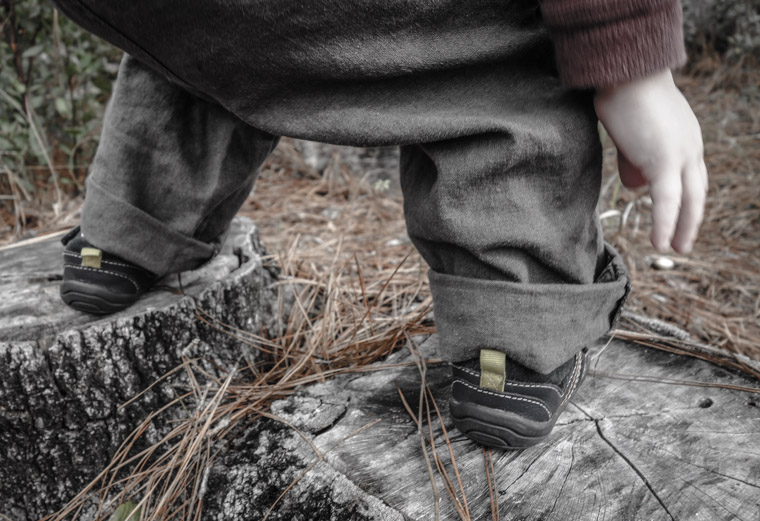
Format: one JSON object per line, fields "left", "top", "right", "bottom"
{"left": 53, "top": 0, "right": 629, "bottom": 373}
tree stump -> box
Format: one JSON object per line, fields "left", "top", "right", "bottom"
{"left": 0, "top": 217, "right": 283, "bottom": 521}
{"left": 203, "top": 336, "right": 760, "bottom": 521}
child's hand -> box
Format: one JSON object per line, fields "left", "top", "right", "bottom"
{"left": 594, "top": 69, "right": 707, "bottom": 254}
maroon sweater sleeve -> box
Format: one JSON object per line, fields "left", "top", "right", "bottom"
{"left": 540, "top": 0, "right": 687, "bottom": 88}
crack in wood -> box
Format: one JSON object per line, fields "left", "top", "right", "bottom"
{"left": 318, "top": 449, "right": 411, "bottom": 520}
{"left": 498, "top": 443, "right": 553, "bottom": 493}
{"left": 608, "top": 431, "right": 760, "bottom": 492}
{"left": 593, "top": 420, "right": 676, "bottom": 521}
{"left": 570, "top": 400, "right": 759, "bottom": 521}
{"left": 302, "top": 398, "right": 410, "bottom": 520}
{"left": 555, "top": 416, "right": 594, "bottom": 426}
{"left": 568, "top": 400, "right": 708, "bottom": 421}
{"left": 670, "top": 455, "right": 760, "bottom": 491}
{"left": 42, "top": 338, "right": 69, "bottom": 402}
{"left": 548, "top": 442, "right": 575, "bottom": 516}
{"left": 592, "top": 462, "right": 608, "bottom": 521}
{"left": 673, "top": 474, "right": 753, "bottom": 521}
{"left": 312, "top": 397, "right": 350, "bottom": 437}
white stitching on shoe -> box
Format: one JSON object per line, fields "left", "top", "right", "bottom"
{"left": 64, "top": 265, "right": 140, "bottom": 292}
{"left": 456, "top": 366, "right": 563, "bottom": 395}
{"left": 560, "top": 353, "right": 582, "bottom": 407}
{"left": 63, "top": 251, "right": 153, "bottom": 274}
{"left": 453, "top": 379, "right": 552, "bottom": 420}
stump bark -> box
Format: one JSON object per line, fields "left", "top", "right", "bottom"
{"left": 0, "top": 217, "right": 283, "bottom": 521}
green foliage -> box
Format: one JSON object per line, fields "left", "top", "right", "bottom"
{"left": 682, "top": 0, "right": 760, "bottom": 59}
{"left": 108, "top": 501, "right": 142, "bottom": 521}
{"left": 0, "top": 0, "right": 121, "bottom": 200}
{"left": 726, "top": 1, "right": 760, "bottom": 60}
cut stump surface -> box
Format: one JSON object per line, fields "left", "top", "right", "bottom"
{"left": 204, "top": 336, "right": 760, "bottom": 521}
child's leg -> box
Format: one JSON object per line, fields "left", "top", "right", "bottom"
{"left": 400, "top": 129, "right": 630, "bottom": 375}
{"left": 52, "top": 0, "right": 630, "bottom": 356}
{"left": 79, "top": 55, "right": 278, "bottom": 276}
{"left": 52, "top": 0, "right": 631, "bottom": 444}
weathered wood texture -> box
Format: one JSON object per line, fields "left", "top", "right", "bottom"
{"left": 204, "top": 336, "right": 760, "bottom": 521}
{"left": 2, "top": 217, "right": 759, "bottom": 521}
{"left": 0, "top": 217, "right": 283, "bottom": 521}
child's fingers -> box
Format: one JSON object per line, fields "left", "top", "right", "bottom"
{"left": 671, "top": 163, "right": 707, "bottom": 253}
{"left": 648, "top": 171, "right": 682, "bottom": 252}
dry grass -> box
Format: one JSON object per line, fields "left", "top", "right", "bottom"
{"left": 44, "top": 265, "right": 434, "bottom": 520}
{"left": 240, "top": 139, "right": 417, "bottom": 287}
{"left": 43, "top": 149, "right": 439, "bottom": 521}
{"left": 396, "top": 337, "right": 476, "bottom": 521}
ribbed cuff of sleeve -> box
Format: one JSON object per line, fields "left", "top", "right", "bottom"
{"left": 543, "top": 0, "right": 688, "bottom": 88}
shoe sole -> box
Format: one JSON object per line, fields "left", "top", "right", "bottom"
{"left": 450, "top": 398, "right": 567, "bottom": 450}
{"left": 60, "top": 280, "right": 140, "bottom": 315}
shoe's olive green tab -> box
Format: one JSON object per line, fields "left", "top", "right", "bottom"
{"left": 81, "top": 247, "right": 102, "bottom": 269}
{"left": 480, "top": 349, "right": 506, "bottom": 392}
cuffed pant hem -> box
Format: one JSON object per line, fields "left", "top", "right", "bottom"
{"left": 81, "top": 178, "right": 220, "bottom": 276}
{"left": 430, "top": 243, "right": 631, "bottom": 374}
